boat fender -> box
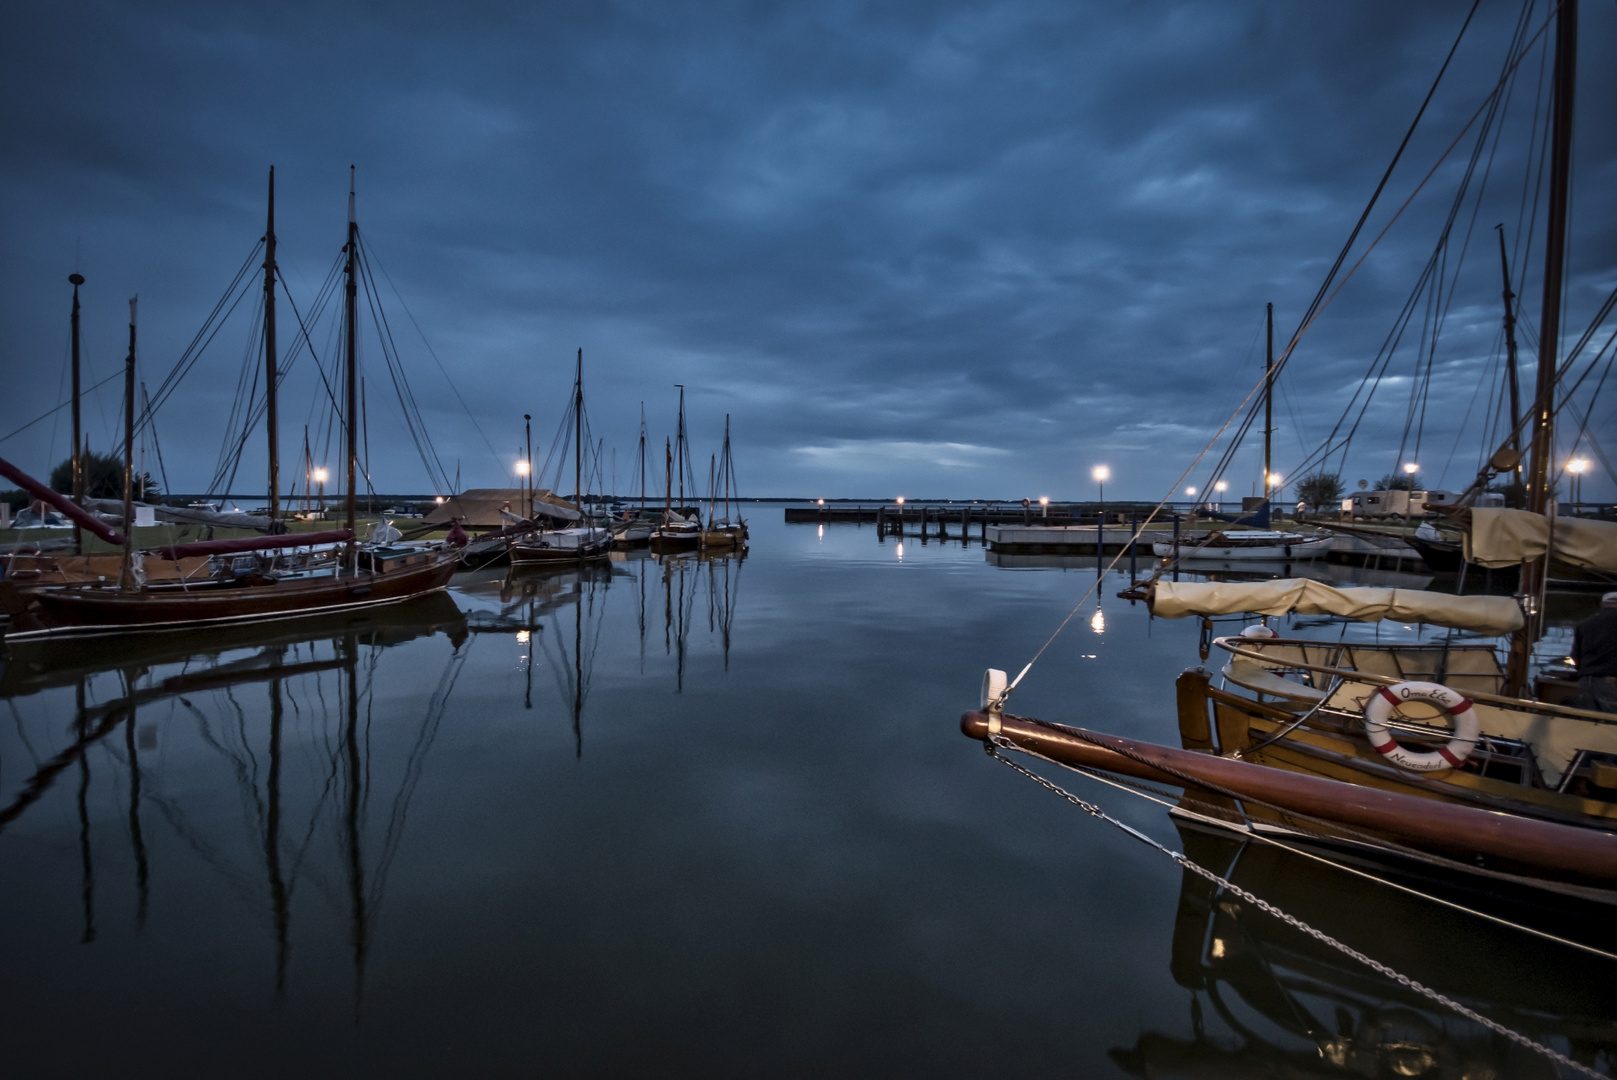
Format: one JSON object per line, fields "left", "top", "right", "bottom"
{"left": 1361, "top": 681, "right": 1480, "bottom": 773}
{"left": 1240, "top": 624, "right": 1277, "bottom": 639}
{"left": 981, "top": 669, "right": 1007, "bottom": 733}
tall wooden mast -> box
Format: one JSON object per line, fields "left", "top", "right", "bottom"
{"left": 1509, "top": 0, "right": 1577, "bottom": 694}
{"left": 344, "top": 167, "right": 359, "bottom": 556}
{"left": 674, "top": 384, "right": 686, "bottom": 512}
{"left": 573, "top": 348, "right": 583, "bottom": 508}
{"left": 639, "top": 403, "right": 646, "bottom": 513}
{"left": 120, "top": 297, "right": 137, "bottom": 587}
{"left": 1263, "top": 301, "right": 1273, "bottom": 503}
{"left": 1495, "top": 225, "right": 1523, "bottom": 498}
{"left": 264, "top": 166, "right": 281, "bottom": 524}
{"left": 69, "top": 272, "right": 85, "bottom": 553}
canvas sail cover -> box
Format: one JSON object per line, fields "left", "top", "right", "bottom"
{"left": 1463, "top": 507, "right": 1617, "bottom": 571}
{"left": 1150, "top": 578, "right": 1522, "bottom": 634}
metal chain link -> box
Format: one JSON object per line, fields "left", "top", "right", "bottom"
{"left": 984, "top": 738, "right": 1607, "bottom": 1080}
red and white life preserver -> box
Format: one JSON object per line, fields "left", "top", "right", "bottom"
{"left": 1361, "top": 681, "right": 1480, "bottom": 773}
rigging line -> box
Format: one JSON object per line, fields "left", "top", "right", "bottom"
{"left": 1261, "top": 0, "right": 1561, "bottom": 440}
{"left": 981, "top": 744, "right": 1605, "bottom": 1080}
{"left": 360, "top": 236, "right": 506, "bottom": 477}
{"left": 141, "top": 241, "right": 265, "bottom": 428}
{"left": 1003, "top": 361, "right": 1269, "bottom": 698}
{"left": 356, "top": 239, "right": 454, "bottom": 494}
{"left": 141, "top": 383, "right": 173, "bottom": 502}
{"left": 277, "top": 259, "right": 348, "bottom": 424}
{"left": 0, "top": 370, "right": 126, "bottom": 445}
{"left": 999, "top": 738, "right": 1617, "bottom": 964}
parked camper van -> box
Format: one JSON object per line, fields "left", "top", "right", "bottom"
{"left": 1349, "top": 489, "right": 1461, "bottom": 519}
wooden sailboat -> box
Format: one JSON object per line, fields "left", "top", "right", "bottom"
{"left": 963, "top": 2, "right": 1617, "bottom": 906}
{"left": 1, "top": 168, "right": 461, "bottom": 640}
{"left": 511, "top": 349, "right": 611, "bottom": 565}
{"left": 698, "top": 414, "right": 746, "bottom": 551}
{"left": 650, "top": 386, "right": 701, "bottom": 552}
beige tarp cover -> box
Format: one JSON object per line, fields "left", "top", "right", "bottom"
{"left": 1463, "top": 507, "right": 1617, "bottom": 572}
{"left": 1151, "top": 578, "right": 1522, "bottom": 634}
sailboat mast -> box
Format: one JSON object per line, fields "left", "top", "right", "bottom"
{"left": 344, "top": 168, "right": 359, "bottom": 553}
{"left": 723, "top": 413, "right": 731, "bottom": 523}
{"left": 664, "top": 437, "right": 672, "bottom": 518}
{"left": 639, "top": 403, "right": 646, "bottom": 513}
{"left": 120, "top": 297, "right": 137, "bottom": 586}
{"left": 1263, "top": 301, "right": 1273, "bottom": 502}
{"left": 264, "top": 166, "right": 280, "bottom": 523}
{"left": 69, "top": 272, "right": 84, "bottom": 553}
{"left": 1496, "top": 225, "right": 1523, "bottom": 496}
{"left": 1510, "top": 0, "right": 1577, "bottom": 694}
{"left": 675, "top": 384, "right": 685, "bottom": 511}
{"left": 574, "top": 348, "right": 583, "bottom": 508}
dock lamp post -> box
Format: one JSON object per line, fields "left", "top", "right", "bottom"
{"left": 1568, "top": 457, "right": 1589, "bottom": 506}
{"left": 1214, "top": 479, "right": 1228, "bottom": 513}
{"left": 313, "top": 467, "right": 328, "bottom": 513}
{"left": 1092, "top": 466, "right": 1109, "bottom": 526}
{"left": 1039, "top": 495, "right": 1049, "bottom": 519}
{"left": 515, "top": 459, "right": 531, "bottom": 520}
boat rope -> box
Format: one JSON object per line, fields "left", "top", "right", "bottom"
{"left": 992, "top": 732, "right": 1617, "bottom": 964}
{"left": 0, "top": 369, "right": 126, "bottom": 445}
{"left": 981, "top": 737, "right": 1608, "bottom": 1080}
{"left": 996, "top": 4, "right": 1573, "bottom": 704}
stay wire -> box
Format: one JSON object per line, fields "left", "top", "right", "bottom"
{"left": 982, "top": 740, "right": 1607, "bottom": 1080}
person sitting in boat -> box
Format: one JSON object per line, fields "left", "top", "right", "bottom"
{"left": 1573, "top": 592, "right": 1617, "bottom": 713}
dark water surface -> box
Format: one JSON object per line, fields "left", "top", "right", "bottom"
{"left": 2, "top": 512, "right": 1609, "bottom": 1077}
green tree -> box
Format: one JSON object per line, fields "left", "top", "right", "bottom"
{"left": 49, "top": 452, "right": 160, "bottom": 501}
{"left": 1376, "top": 471, "right": 1421, "bottom": 491}
{"left": 1295, "top": 471, "right": 1344, "bottom": 513}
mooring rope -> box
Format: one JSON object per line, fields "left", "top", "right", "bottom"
{"left": 983, "top": 736, "right": 1608, "bottom": 1080}
{"left": 994, "top": 731, "right": 1617, "bottom": 964}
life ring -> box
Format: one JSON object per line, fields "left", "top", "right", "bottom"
{"left": 1362, "top": 681, "right": 1479, "bottom": 772}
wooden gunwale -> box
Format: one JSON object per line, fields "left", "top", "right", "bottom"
{"left": 9, "top": 555, "right": 457, "bottom": 639}
{"left": 959, "top": 710, "right": 1617, "bottom": 884}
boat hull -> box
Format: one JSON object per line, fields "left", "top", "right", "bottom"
{"left": 959, "top": 709, "right": 1617, "bottom": 897}
{"left": 4, "top": 553, "right": 459, "bottom": 640}
{"left": 1152, "top": 536, "right": 1332, "bottom": 561}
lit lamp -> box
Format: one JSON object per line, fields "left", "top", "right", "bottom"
{"left": 817, "top": 498, "right": 825, "bottom": 506}
{"left": 312, "top": 467, "right": 328, "bottom": 512}
{"left": 1185, "top": 486, "right": 1197, "bottom": 497}
{"left": 1568, "top": 457, "right": 1589, "bottom": 505}
{"left": 1092, "top": 466, "right": 1109, "bottom": 528}
{"left": 1213, "top": 479, "right": 1227, "bottom": 512}
{"left": 895, "top": 496, "right": 904, "bottom": 506}
{"left": 1038, "top": 495, "right": 1049, "bottom": 519}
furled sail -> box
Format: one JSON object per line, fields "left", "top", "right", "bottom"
{"left": 1463, "top": 507, "right": 1617, "bottom": 572}
{"left": 1149, "top": 578, "right": 1522, "bottom": 635}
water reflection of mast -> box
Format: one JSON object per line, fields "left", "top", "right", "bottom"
{"left": 265, "top": 671, "right": 290, "bottom": 996}
{"left": 123, "top": 670, "right": 149, "bottom": 930}
{"left": 76, "top": 679, "right": 95, "bottom": 944}
{"left": 342, "top": 634, "right": 369, "bottom": 1018}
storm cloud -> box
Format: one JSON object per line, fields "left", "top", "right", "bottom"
{"left": 3, "top": 0, "right": 1613, "bottom": 501}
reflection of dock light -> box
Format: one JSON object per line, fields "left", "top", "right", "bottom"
{"left": 1090, "top": 607, "right": 1105, "bottom": 634}
{"left": 516, "top": 629, "right": 530, "bottom": 644}
{"left": 895, "top": 542, "right": 904, "bottom": 560}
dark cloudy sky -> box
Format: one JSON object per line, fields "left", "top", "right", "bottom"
{"left": 3, "top": 0, "right": 1613, "bottom": 502}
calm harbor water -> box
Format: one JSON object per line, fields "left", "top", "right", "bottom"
{"left": 1, "top": 510, "right": 1609, "bottom": 1077}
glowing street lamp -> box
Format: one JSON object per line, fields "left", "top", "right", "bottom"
{"left": 1568, "top": 457, "right": 1590, "bottom": 504}
{"left": 895, "top": 496, "right": 905, "bottom": 505}
{"left": 312, "top": 467, "right": 328, "bottom": 512}
{"left": 1403, "top": 462, "right": 1419, "bottom": 475}
{"left": 1268, "top": 472, "right": 1283, "bottom": 492}
{"left": 515, "top": 461, "right": 530, "bottom": 477}
{"left": 1092, "top": 466, "right": 1109, "bottom": 528}
{"left": 1185, "top": 486, "right": 1197, "bottom": 497}
{"left": 1038, "top": 495, "right": 1049, "bottom": 519}
{"left": 817, "top": 498, "right": 825, "bottom": 505}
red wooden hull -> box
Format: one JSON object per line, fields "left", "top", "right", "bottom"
{"left": 6, "top": 555, "right": 458, "bottom": 639}
{"left": 960, "top": 710, "right": 1617, "bottom": 890}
